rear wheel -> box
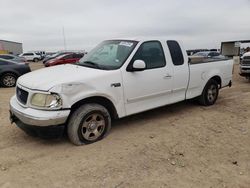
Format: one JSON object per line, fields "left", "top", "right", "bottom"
{"left": 67, "top": 104, "right": 111, "bottom": 145}
{"left": 199, "top": 79, "right": 219, "bottom": 106}
{"left": 0, "top": 73, "right": 17, "bottom": 87}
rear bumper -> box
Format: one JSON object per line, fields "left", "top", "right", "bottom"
{"left": 10, "top": 96, "right": 70, "bottom": 127}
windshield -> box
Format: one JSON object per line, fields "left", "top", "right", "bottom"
{"left": 51, "top": 53, "right": 59, "bottom": 58}
{"left": 56, "top": 54, "right": 67, "bottom": 59}
{"left": 78, "top": 40, "right": 138, "bottom": 70}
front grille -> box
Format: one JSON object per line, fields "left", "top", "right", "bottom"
{"left": 16, "top": 87, "right": 29, "bottom": 105}
{"left": 243, "top": 56, "right": 250, "bottom": 60}
{"left": 242, "top": 59, "right": 250, "bottom": 66}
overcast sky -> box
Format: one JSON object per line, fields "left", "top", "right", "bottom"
{"left": 0, "top": 0, "right": 250, "bottom": 52}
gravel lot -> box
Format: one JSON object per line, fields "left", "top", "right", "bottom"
{"left": 0, "top": 63, "right": 249, "bottom": 188}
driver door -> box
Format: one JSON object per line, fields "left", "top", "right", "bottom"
{"left": 122, "top": 41, "right": 173, "bottom": 115}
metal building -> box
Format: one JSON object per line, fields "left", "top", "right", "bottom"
{"left": 0, "top": 40, "right": 23, "bottom": 55}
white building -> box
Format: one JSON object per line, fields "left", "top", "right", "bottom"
{"left": 0, "top": 39, "right": 23, "bottom": 55}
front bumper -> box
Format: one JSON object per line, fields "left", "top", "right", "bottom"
{"left": 10, "top": 96, "right": 70, "bottom": 127}
{"left": 239, "top": 66, "right": 250, "bottom": 74}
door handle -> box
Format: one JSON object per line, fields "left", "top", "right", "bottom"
{"left": 164, "top": 74, "right": 172, "bottom": 79}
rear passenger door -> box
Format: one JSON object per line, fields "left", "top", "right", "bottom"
{"left": 166, "top": 40, "right": 189, "bottom": 103}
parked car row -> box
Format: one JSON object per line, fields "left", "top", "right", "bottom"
{"left": 191, "top": 51, "right": 227, "bottom": 60}
{"left": 0, "top": 50, "right": 86, "bottom": 87}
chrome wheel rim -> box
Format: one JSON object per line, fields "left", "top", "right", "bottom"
{"left": 207, "top": 85, "right": 217, "bottom": 103}
{"left": 3, "top": 75, "right": 16, "bottom": 87}
{"left": 81, "top": 113, "right": 105, "bottom": 141}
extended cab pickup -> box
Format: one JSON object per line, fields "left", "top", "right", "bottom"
{"left": 9, "top": 38, "right": 233, "bottom": 145}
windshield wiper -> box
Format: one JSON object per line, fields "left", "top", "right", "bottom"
{"left": 81, "top": 61, "right": 101, "bottom": 68}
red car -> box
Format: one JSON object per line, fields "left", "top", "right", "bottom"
{"left": 45, "top": 53, "right": 84, "bottom": 67}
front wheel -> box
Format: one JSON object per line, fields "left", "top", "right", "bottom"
{"left": 199, "top": 79, "right": 219, "bottom": 106}
{"left": 0, "top": 73, "right": 17, "bottom": 87}
{"left": 67, "top": 104, "right": 111, "bottom": 145}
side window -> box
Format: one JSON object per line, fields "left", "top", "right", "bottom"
{"left": 73, "top": 54, "right": 83, "bottom": 58}
{"left": 132, "top": 41, "right": 166, "bottom": 69}
{"left": 64, "top": 54, "right": 73, "bottom": 59}
{"left": 23, "top": 53, "right": 33, "bottom": 56}
{"left": 167, "top": 40, "right": 184, "bottom": 66}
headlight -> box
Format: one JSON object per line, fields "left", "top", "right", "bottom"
{"left": 31, "top": 93, "right": 62, "bottom": 109}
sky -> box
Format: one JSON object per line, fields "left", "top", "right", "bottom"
{"left": 0, "top": 0, "right": 250, "bottom": 52}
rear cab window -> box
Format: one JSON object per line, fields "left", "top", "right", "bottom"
{"left": 167, "top": 40, "right": 184, "bottom": 66}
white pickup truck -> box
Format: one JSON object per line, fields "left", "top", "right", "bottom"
{"left": 10, "top": 38, "right": 233, "bottom": 145}
{"left": 239, "top": 52, "right": 250, "bottom": 79}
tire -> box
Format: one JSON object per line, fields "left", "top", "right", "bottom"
{"left": 198, "top": 79, "right": 219, "bottom": 106}
{"left": 67, "top": 104, "right": 111, "bottom": 145}
{"left": 33, "top": 58, "right": 39, "bottom": 62}
{"left": 0, "top": 73, "right": 17, "bottom": 87}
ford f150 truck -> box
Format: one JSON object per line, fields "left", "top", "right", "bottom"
{"left": 239, "top": 52, "right": 250, "bottom": 79}
{"left": 9, "top": 38, "right": 233, "bottom": 145}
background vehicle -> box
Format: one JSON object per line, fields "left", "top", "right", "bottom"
{"left": 0, "top": 54, "right": 27, "bottom": 63}
{"left": 0, "top": 58, "right": 31, "bottom": 87}
{"left": 42, "top": 52, "right": 71, "bottom": 64}
{"left": 34, "top": 51, "right": 46, "bottom": 60}
{"left": 10, "top": 38, "right": 233, "bottom": 145}
{"left": 192, "top": 51, "right": 226, "bottom": 59}
{"left": 19, "top": 52, "right": 41, "bottom": 62}
{"left": 44, "top": 53, "right": 84, "bottom": 67}
{"left": 239, "top": 52, "right": 250, "bottom": 79}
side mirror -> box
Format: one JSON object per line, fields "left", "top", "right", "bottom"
{"left": 128, "top": 60, "right": 146, "bottom": 72}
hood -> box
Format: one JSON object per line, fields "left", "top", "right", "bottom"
{"left": 17, "top": 64, "right": 109, "bottom": 91}
{"left": 243, "top": 52, "right": 250, "bottom": 57}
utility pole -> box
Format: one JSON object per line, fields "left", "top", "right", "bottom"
{"left": 62, "top": 26, "right": 67, "bottom": 51}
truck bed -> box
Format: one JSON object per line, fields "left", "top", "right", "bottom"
{"left": 186, "top": 58, "right": 233, "bottom": 99}
{"left": 189, "top": 56, "right": 231, "bottom": 64}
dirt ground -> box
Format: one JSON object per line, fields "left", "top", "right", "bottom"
{"left": 0, "top": 63, "right": 249, "bottom": 188}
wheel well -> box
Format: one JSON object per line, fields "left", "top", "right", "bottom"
{"left": 210, "top": 76, "right": 222, "bottom": 88}
{"left": 70, "top": 96, "right": 118, "bottom": 119}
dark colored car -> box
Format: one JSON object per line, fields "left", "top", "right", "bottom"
{"left": 0, "top": 58, "right": 31, "bottom": 87}
{"left": 45, "top": 53, "right": 84, "bottom": 67}
{"left": 0, "top": 54, "right": 27, "bottom": 63}
{"left": 43, "top": 52, "right": 71, "bottom": 64}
